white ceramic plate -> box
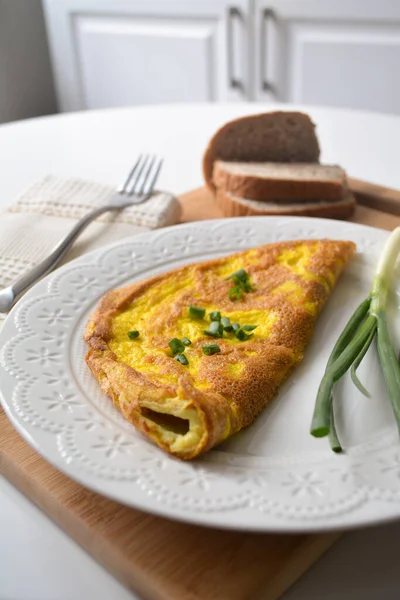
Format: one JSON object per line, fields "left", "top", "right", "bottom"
{"left": 1, "top": 217, "right": 400, "bottom": 533}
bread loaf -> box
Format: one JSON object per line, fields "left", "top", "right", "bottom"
{"left": 203, "top": 112, "right": 320, "bottom": 191}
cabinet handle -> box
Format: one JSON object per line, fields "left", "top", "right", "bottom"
{"left": 227, "top": 7, "right": 244, "bottom": 93}
{"left": 260, "top": 8, "right": 276, "bottom": 93}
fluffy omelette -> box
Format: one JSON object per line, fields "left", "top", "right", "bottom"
{"left": 84, "top": 239, "right": 355, "bottom": 459}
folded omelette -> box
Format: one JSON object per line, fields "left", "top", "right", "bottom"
{"left": 84, "top": 239, "right": 355, "bottom": 459}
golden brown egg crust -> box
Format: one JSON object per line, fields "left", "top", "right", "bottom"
{"left": 84, "top": 239, "right": 355, "bottom": 459}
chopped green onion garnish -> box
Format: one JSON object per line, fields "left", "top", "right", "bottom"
{"left": 229, "top": 287, "right": 242, "bottom": 301}
{"left": 242, "top": 324, "right": 257, "bottom": 331}
{"left": 232, "top": 322, "right": 241, "bottom": 332}
{"left": 127, "top": 330, "right": 140, "bottom": 339}
{"left": 181, "top": 337, "right": 192, "bottom": 346}
{"left": 175, "top": 354, "right": 189, "bottom": 366}
{"left": 202, "top": 344, "right": 221, "bottom": 355}
{"left": 209, "top": 311, "right": 221, "bottom": 321}
{"left": 210, "top": 321, "right": 223, "bottom": 335}
{"left": 235, "top": 328, "right": 254, "bottom": 341}
{"left": 168, "top": 338, "right": 185, "bottom": 355}
{"left": 226, "top": 268, "right": 252, "bottom": 300}
{"left": 232, "top": 277, "right": 252, "bottom": 293}
{"left": 225, "top": 268, "right": 249, "bottom": 283}
{"left": 203, "top": 320, "right": 223, "bottom": 338}
{"left": 221, "top": 317, "right": 233, "bottom": 331}
{"left": 242, "top": 281, "right": 252, "bottom": 293}
{"left": 189, "top": 305, "right": 205, "bottom": 319}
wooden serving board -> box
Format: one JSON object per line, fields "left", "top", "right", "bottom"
{"left": 179, "top": 182, "right": 400, "bottom": 229}
{"left": 1, "top": 180, "right": 400, "bottom": 600}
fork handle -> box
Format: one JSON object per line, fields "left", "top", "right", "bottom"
{"left": 0, "top": 202, "right": 129, "bottom": 312}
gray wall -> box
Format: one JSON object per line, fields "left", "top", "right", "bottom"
{"left": 0, "top": 0, "right": 57, "bottom": 124}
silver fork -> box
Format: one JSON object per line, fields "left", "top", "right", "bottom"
{"left": 0, "top": 154, "right": 163, "bottom": 312}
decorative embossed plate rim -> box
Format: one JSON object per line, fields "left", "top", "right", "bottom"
{"left": 2, "top": 216, "right": 400, "bottom": 533}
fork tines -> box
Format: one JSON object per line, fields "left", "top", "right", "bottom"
{"left": 118, "top": 155, "right": 163, "bottom": 197}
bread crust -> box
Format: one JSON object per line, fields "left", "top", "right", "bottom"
{"left": 212, "top": 161, "right": 347, "bottom": 202}
{"left": 215, "top": 189, "right": 356, "bottom": 220}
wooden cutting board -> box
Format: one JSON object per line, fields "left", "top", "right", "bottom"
{"left": 180, "top": 182, "right": 400, "bottom": 228}
{"left": 1, "top": 180, "right": 400, "bottom": 600}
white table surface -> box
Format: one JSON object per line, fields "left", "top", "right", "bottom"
{"left": 1, "top": 102, "right": 400, "bottom": 600}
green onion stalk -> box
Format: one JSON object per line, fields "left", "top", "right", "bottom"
{"left": 310, "top": 226, "right": 400, "bottom": 451}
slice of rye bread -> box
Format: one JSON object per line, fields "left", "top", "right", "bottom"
{"left": 215, "top": 189, "right": 356, "bottom": 220}
{"left": 212, "top": 161, "right": 347, "bottom": 202}
{"left": 203, "top": 111, "right": 320, "bottom": 191}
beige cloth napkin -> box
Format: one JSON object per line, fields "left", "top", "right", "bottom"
{"left": 0, "top": 175, "right": 181, "bottom": 323}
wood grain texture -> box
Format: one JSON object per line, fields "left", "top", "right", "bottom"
{"left": 349, "top": 178, "right": 400, "bottom": 217}
{"left": 179, "top": 184, "right": 400, "bottom": 231}
{"left": 1, "top": 181, "right": 398, "bottom": 600}
{"left": 0, "top": 410, "right": 339, "bottom": 600}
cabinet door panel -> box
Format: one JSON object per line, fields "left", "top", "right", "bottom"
{"left": 43, "top": 0, "right": 250, "bottom": 111}
{"left": 75, "top": 15, "right": 218, "bottom": 108}
{"left": 255, "top": 0, "right": 400, "bottom": 115}
{"left": 287, "top": 23, "right": 400, "bottom": 114}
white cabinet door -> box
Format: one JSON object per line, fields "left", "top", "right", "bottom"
{"left": 254, "top": 0, "right": 400, "bottom": 115}
{"left": 43, "top": 0, "right": 250, "bottom": 111}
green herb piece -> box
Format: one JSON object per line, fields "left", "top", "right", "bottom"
{"left": 221, "top": 317, "right": 233, "bottom": 332}
{"left": 233, "top": 277, "right": 252, "bottom": 293}
{"left": 203, "top": 320, "right": 223, "bottom": 338}
{"left": 228, "top": 270, "right": 252, "bottom": 292}
{"left": 229, "top": 287, "right": 242, "bottom": 301}
{"left": 202, "top": 344, "right": 221, "bottom": 355}
{"left": 168, "top": 338, "right": 185, "bottom": 355}
{"left": 310, "top": 296, "right": 372, "bottom": 442}
{"left": 232, "top": 322, "right": 241, "bottom": 332}
{"left": 242, "top": 324, "right": 257, "bottom": 331}
{"left": 210, "top": 321, "right": 223, "bottom": 336}
{"left": 175, "top": 353, "right": 189, "bottom": 366}
{"left": 189, "top": 305, "right": 205, "bottom": 319}
{"left": 226, "top": 268, "right": 253, "bottom": 300}
{"left": 350, "top": 321, "right": 377, "bottom": 397}
{"left": 328, "top": 404, "right": 342, "bottom": 453}
{"left": 235, "top": 328, "right": 254, "bottom": 341}
{"left": 374, "top": 313, "right": 400, "bottom": 431}
{"left": 209, "top": 311, "right": 221, "bottom": 321}
{"left": 181, "top": 337, "right": 192, "bottom": 346}
{"left": 225, "top": 268, "right": 249, "bottom": 283}
{"left": 127, "top": 330, "right": 140, "bottom": 339}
